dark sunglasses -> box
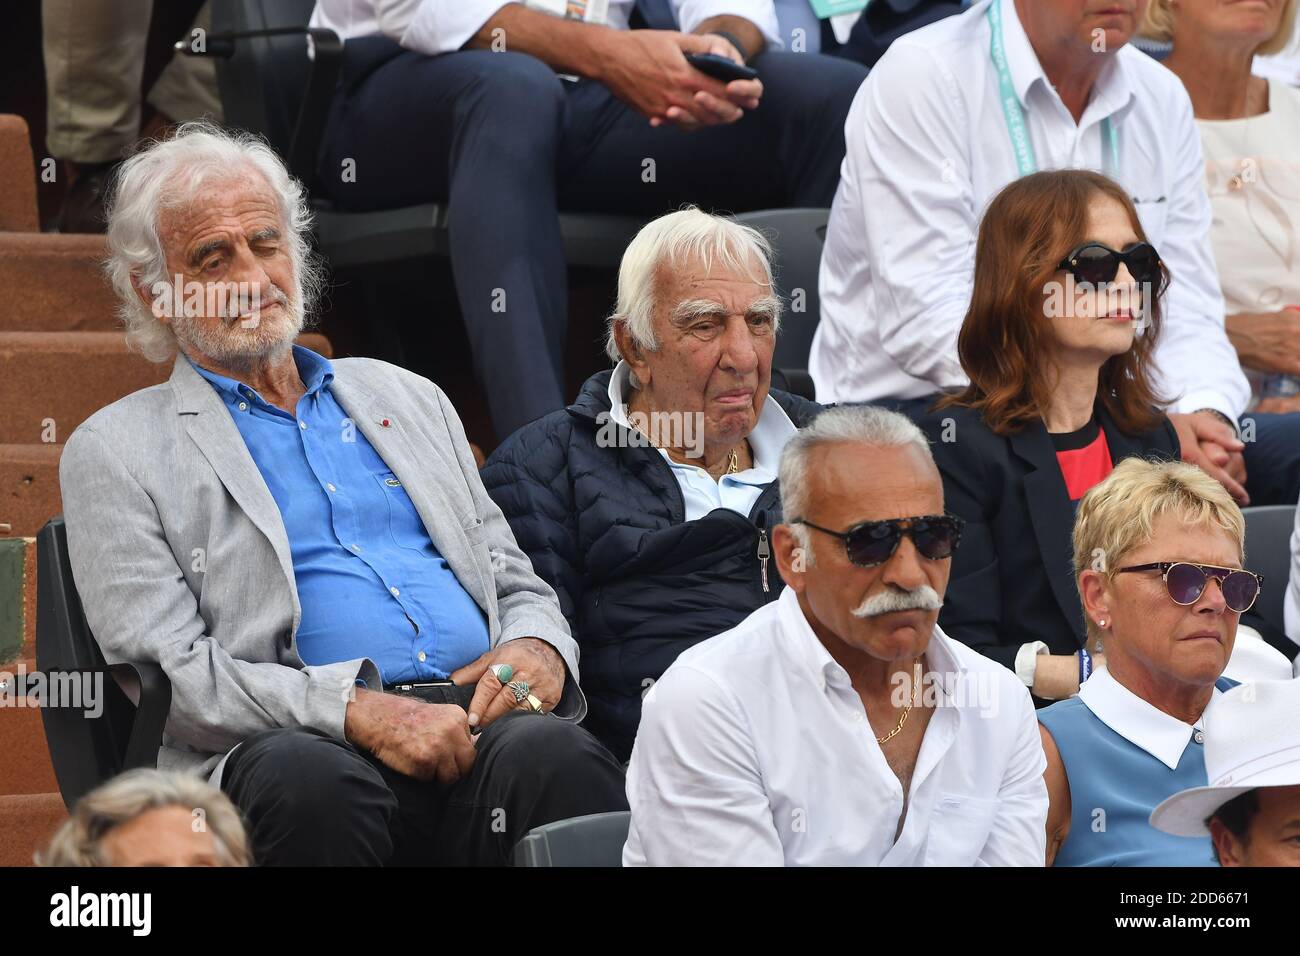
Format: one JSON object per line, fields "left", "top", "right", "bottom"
{"left": 1117, "top": 562, "right": 1263, "bottom": 614}
{"left": 793, "top": 514, "right": 964, "bottom": 568}
{"left": 1058, "top": 241, "right": 1162, "bottom": 287}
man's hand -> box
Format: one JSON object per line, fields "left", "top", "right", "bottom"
{"left": 1253, "top": 394, "right": 1300, "bottom": 415}
{"left": 1169, "top": 411, "right": 1249, "bottom": 505}
{"left": 451, "top": 637, "right": 567, "bottom": 731}
{"left": 593, "top": 29, "right": 762, "bottom": 130}
{"left": 344, "top": 688, "right": 476, "bottom": 784}
{"left": 1226, "top": 308, "right": 1300, "bottom": 377}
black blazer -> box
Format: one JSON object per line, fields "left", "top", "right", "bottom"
{"left": 916, "top": 402, "right": 1180, "bottom": 673}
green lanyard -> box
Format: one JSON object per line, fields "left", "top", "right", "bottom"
{"left": 987, "top": 0, "right": 1120, "bottom": 178}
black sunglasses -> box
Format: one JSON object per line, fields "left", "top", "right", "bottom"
{"left": 1117, "top": 562, "right": 1263, "bottom": 614}
{"left": 793, "top": 514, "right": 965, "bottom": 568}
{"left": 1058, "top": 241, "right": 1162, "bottom": 287}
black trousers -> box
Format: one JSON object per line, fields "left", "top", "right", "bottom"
{"left": 318, "top": 39, "right": 868, "bottom": 440}
{"left": 219, "top": 708, "right": 628, "bottom": 866}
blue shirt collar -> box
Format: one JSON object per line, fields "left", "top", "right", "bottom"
{"left": 188, "top": 344, "right": 334, "bottom": 406}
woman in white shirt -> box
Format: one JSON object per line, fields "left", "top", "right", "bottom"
{"left": 1143, "top": 0, "right": 1300, "bottom": 414}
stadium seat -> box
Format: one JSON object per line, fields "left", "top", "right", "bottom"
{"left": 735, "top": 207, "right": 829, "bottom": 399}
{"left": 513, "top": 810, "right": 632, "bottom": 867}
{"left": 35, "top": 517, "right": 171, "bottom": 810}
{"left": 1242, "top": 504, "right": 1297, "bottom": 637}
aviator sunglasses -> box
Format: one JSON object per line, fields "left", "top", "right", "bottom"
{"left": 1116, "top": 562, "right": 1263, "bottom": 614}
{"left": 792, "top": 514, "right": 965, "bottom": 568}
{"left": 1058, "top": 241, "right": 1163, "bottom": 287}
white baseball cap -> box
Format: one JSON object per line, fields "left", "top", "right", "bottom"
{"left": 1150, "top": 679, "right": 1300, "bottom": 837}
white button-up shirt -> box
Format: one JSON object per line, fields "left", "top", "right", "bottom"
{"left": 623, "top": 586, "right": 1048, "bottom": 865}
{"left": 606, "top": 360, "right": 797, "bottom": 521}
{"left": 811, "top": 0, "right": 1250, "bottom": 422}
{"left": 311, "top": 0, "right": 782, "bottom": 55}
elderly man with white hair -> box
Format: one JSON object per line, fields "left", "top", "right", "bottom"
{"left": 482, "top": 207, "right": 821, "bottom": 762}
{"left": 58, "top": 122, "right": 627, "bottom": 866}
{"left": 623, "top": 405, "right": 1049, "bottom": 865}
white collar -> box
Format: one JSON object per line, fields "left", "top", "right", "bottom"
{"left": 1077, "top": 666, "right": 1222, "bottom": 771}
{"left": 997, "top": 0, "right": 1135, "bottom": 124}
{"left": 605, "top": 360, "right": 796, "bottom": 476}
{"left": 775, "top": 586, "right": 964, "bottom": 705}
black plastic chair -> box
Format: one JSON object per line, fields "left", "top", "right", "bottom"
{"left": 35, "top": 517, "right": 171, "bottom": 810}
{"left": 513, "top": 810, "right": 632, "bottom": 866}
{"left": 1242, "top": 504, "right": 1297, "bottom": 637}
{"left": 735, "top": 207, "right": 829, "bottom": 400}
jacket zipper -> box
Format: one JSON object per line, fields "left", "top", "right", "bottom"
{"left": 756, "top": 528, "right": 771, "bottom": 593}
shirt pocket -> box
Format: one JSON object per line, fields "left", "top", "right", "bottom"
{"left": 923, "top": 792, "right": 1000, "bottom": 866}
{"left": 371, "top": 470, "right": 435, "bottom": 555}
{"left": 1133, "top": 197, "right": 1169, "bottom": 244}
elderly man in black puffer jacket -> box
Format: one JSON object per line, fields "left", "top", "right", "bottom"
{"left": 483, "top": 208, "right": 821, "bottom": 761}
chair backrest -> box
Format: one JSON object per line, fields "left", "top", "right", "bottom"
{"left": 733, "top": 208, "right": 830, "bottom": 371}
{"left": 513, "top": 810, "right": 632, "bottom": 866}
{"left": 209, "top": 0, "right": 316, "bottom": 169}
{"left": 1243, "top": 505, "right": 1297, "bottom": 636}
{"left": 35, "top": 517, "right": 139, "bottom": 809}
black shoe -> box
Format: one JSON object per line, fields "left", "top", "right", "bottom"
{"left": 56, "top": 160, "right": 120, "bottom": 234}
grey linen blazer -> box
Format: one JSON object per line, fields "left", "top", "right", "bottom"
{"left": 59, "top": 353, "right": 581, "bottom": 778}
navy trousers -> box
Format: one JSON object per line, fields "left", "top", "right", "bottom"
{"left": 318, "top": 39, "right": 868, "bottom": 440}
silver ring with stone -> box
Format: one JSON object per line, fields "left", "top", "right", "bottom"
{"left": 489, "top": 663, "right": 513, "bottom": 684}
{"left": 506, "top": 680, "right": 530, "bottom": 703}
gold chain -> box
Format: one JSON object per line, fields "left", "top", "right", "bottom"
{"left": 876, "top": 658, "right": 922, "bottom": 745}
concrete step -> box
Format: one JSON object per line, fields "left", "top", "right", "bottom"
{"left": 0, "top": 444, "right": 61, "bottom": 541}
{"left": 0, "top": 691, "right": 59, "bottom": 796}
{"left": 0, "top": 330, "right": 335, "bottom": 445}
{"left": 0, "top": 233, "right": 116, "bottom": 332}
{"left": 0, "top": 792, "right": 67, "bottom": 867}
{"left": 0, "top": 115, "right": 39, "bottom": 232}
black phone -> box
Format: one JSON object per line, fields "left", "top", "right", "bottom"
{"left": 683, "top": 52, "right": 758, "bottom": 84}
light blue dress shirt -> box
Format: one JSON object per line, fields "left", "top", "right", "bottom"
{"left": 189, "top": 346, "right": 489, "bottom": 684}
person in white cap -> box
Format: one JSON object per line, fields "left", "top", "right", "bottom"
{"left": 1151, "top": 679, "right": 1300, "bottom": 867}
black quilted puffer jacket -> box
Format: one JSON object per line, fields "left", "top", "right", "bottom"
{"left": 481, "top": 370, "right": 822, "bottom": 761}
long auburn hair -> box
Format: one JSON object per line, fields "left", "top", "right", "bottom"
{"left": 937, "top": 170, "right": 1169, "bottom": 435}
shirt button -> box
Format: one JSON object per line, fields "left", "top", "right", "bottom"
{"left": 326, "top": 483, "right": 336, "bottom": 493}
{"left": 389, "top": 586, "right": 400, "bottom": 597}
{"left": 238, "top": 401, "right": 248, "bottom": 411}
{"left": 1194, "top": 730, "right": 1205, "bottom": 745}
{"left": 417, "top": 651, "right": 426, "bottom": 663}
{"left": 299, "top": 421, "right": 307, "bottom": 430}
{"left": 351, "top": 544, "right": 361, "bottom": 553}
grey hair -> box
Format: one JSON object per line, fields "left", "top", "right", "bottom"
{"left": 604, "top": 207, "right": 780, "bottom": 378}
{"left": 779, "top": 406, "right": 935, "bottom": 556}
{"left": 36, "top": 768, "right": 251, "bottom": 867}
{"left": 104, "top": 120, "right": 324, "bottom": 362}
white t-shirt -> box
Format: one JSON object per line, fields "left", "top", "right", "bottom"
{"left": 1196, "top": 80, "right": 1300, "bottom": 400}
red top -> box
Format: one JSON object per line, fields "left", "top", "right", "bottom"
{"left": 1053, "top": 422, "right": 1113, "bottom": 501}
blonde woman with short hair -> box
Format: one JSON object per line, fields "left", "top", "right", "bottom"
{"left": 37, "top": 768, "right": 251, "bottom": 867}
{"left": 1038, "top": 458, "right": 1262, "bottom": 866}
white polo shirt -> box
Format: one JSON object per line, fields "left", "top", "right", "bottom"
{"left": 811, "top": 0, "right": 1250, "bottom": 422}
{"left": 623, "top": 586, "right": 1049, "bottom": 866}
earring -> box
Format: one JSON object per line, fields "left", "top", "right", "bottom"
{"left": 1098, "top": 619, "right": 1107, "bottom": 628}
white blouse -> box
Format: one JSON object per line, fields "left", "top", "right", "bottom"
{"left": 1197, "top": 80, "right": 1300, "bottom": 399}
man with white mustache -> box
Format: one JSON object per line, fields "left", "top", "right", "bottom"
{"left": 624, "top": 406, "right": 1049, "bottom": 866}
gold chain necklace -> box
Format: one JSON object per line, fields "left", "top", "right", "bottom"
{"left": 876, "top": 658, "right": 923, "bottom": 745}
